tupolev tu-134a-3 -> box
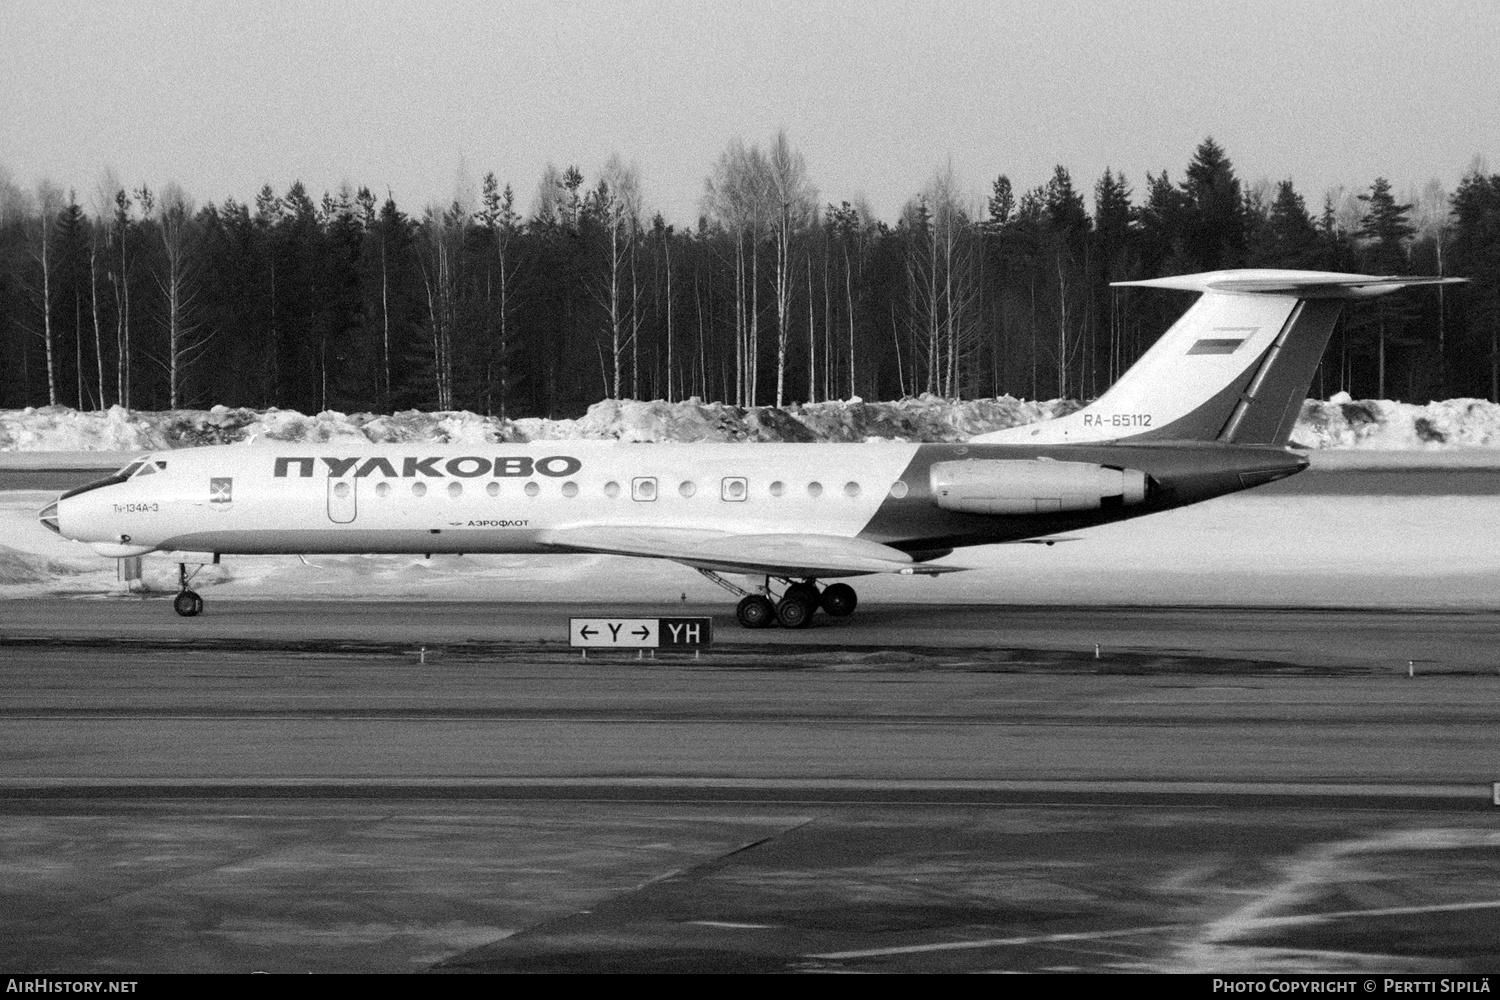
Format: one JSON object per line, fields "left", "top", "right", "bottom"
{"left": 39, "top": 270, "right": 1460, "bottom": 629}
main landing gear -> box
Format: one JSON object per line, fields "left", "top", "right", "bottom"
{"left": 173, "top": 561, "right": 205, "bottom": 617}
{"left": 698, "top": 570, "right": 857, "bottom": 630}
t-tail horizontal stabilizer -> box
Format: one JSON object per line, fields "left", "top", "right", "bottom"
{"left": 1115, "top": 271, "right": 1465, "bottom": 298}
{"left": 970, "top": 269, "right": 1463, "bottom": 448}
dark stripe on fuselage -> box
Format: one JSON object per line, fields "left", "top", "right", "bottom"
{"left": 857, "top": 442, "right": 1307, "bottom": 551}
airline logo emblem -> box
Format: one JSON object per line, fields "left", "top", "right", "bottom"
{"left": 273, "top": 455, "right": 583, "bottom": 479}
{"left": 209, "top": 477, "right": 233, "bottom": 511}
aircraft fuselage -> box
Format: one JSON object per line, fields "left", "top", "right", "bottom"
{"left": 50, "top": 440, "right": 1305, "bottom": 561}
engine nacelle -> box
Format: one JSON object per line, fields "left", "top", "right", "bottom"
{"left": 929, "top": 459, "right": 1148, "bottom": 515}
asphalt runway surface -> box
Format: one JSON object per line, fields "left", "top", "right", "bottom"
{"left": 3, "top": 598, "right": 1500, "bottom": 973}
{"left": 6, "top": 597, "right": 1500, "bottom": 670}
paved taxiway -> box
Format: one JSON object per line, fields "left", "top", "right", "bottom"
{"left": 7, "top": 460, "right": 1500, "bottom": 972}
{"left": 3, "top": 598, "right": 1500, "bottom": 972}
{"left": 6, "top": 597, "right": 1500, "bottom": 670}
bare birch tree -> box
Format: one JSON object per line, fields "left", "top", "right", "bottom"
{"left": 602, "top": 156, "right": 643, "bottom": 398}
{"left": 902, "top": 167, "right": 981, "bottom": 398}
{"left": 1414, "top": 178, "right": 1451, "bottom": 361}
{"left": 419, "top": 204, "right": 460, "bottom": 410}
{"left": 156, "top": 182, "right": 203, "bottom": 409}
{"left": 108, "top": 188, "right": 134, "bottom": 408}
{"left": 27, "top": 181, "right": 65, "bottom": 405}
{"left": 765, "top": 130, "right": 817, "bottom": 406}
{"left": 927, "top": 163, "right": 978, "bottom": 397}
{"left": 479, "top": 175, "right": 520, "bottom": 418}
{"left": 87, "top": 171, "right": 123, "bottom": 409}
{"left": 901, "top": 196, "right": 939, "bottom": 394}
{"left": 704, "top": 140, "right": 770, "bottom": 405}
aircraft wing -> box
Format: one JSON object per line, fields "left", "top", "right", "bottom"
{"left": 537, "top": 525, "right": 964, "bottom": 577}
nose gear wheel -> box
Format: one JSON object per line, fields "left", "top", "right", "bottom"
{"left": 173, "top": 561, "right": 206, "bottom": 617}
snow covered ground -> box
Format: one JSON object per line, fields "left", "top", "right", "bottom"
{"left": 0, "top": 396, "right": 1075, "bottom": 453}
{"left": 5, "top": 487, "right": 1497, "bottom": 610}
{"left": 5, "top": 395, "right": 1500, "bottom": 610}
{"left": 8, "top": 392, "right": 1500, "bottom": 454}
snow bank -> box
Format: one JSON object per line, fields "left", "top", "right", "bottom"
{"left": 0, "top": 397, "right": 1080, "bottom": 451}
{"left": 1293, "top": 395, "right": 1500, "bottom": 450}
{"left": 7, "top": 394, "right": 1500, "bottom": 453}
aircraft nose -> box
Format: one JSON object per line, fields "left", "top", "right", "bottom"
{"left": 38, "top": 501, "right": 60, "bottom": 534}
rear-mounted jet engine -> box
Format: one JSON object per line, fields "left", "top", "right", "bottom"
{"left": 928, "top": 459, "right": 1148, "bottom": 515}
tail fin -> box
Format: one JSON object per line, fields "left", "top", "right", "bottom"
{"left": 972, "top": 269, "right": 1463, "bottom": 447}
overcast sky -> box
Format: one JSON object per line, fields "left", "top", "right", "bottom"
{"left": 2, "top": 0, "right": 1495, "bottom": 224}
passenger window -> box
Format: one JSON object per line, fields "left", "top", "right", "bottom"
{"left": 412, "top": 482, "right": 427, "bottom": 497}
{"left": 562, "top": 482, "right": 579, "bottom": 498}
{"left": 333, "top": 481, "right": 351, "bottom": 499}
{"left": 632, "top": 477, "right": 657, "bottom": 501}
{"left": 447, "top": 482, "right": 462, "bottom": 498}
{"left": 807, "top": 482, "right": 823, "bottom": 497}
{"left": 889, "top": 481, "right": 909, "bottom": 498}
{"left": 524, "top": 482, "right": 540, "bottom": 497}
{"left": 843, "top": 482, "right": 860, "bottom": 497}
{"left": 604, "top": 481, "right": 621, "bottom": 498}
{"left": 486, "top": 482, "right": 499, "bottom": 497}
{"left": 679, "top": 481, "right": 696, "bottom": 498}
{"left": 768, "top": 481, "right": 784, "bottom": 497}
{"left": 721, "top": 477, "right": 747, "bottom": 502}
{"left": 375, "top": 481, "right": 391, "bottom": 497}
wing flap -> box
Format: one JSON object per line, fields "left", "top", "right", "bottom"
{"left": 538, "top": 525, "right": 936, "bottom": 577}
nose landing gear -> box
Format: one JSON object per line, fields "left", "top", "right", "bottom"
{"left": 173, "top": 590, "right": 204, "bottom": 617}
{"left": 173, "top": 561, "right": 205, "bottom": 617}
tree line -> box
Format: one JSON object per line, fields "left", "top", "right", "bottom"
{"left": 2, "top": 135, "right": 1497, "bottom": 416}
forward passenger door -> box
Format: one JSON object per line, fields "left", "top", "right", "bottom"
{"left": 327, "top": 477, "right": 357, "bottom": 523}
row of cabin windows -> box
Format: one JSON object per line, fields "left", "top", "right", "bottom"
{"left": 338, "top": 477, "right": 913, "bottom": 501}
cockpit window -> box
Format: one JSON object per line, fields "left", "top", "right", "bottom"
{"left": 60, "top": 459, "right": 149, "bottom": 501}
{"left": 127, "top": 459, "right": 167, "bottom": 477}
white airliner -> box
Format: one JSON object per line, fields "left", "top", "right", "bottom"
{"left": 39, "top": 270, "right": 1458, "bottom": 628}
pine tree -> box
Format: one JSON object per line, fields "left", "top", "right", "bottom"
{"left": 1138, "top": 171, "right": 1189, "bottom": 275}
{"left": 1092, "top": 169, "right": 1134, "bottom": 385}
{"left": 1180, "top": 137, "right": 1245, "bottom": 271}
{"left": 1042, "top": 166, "right": 1088, "bottom": 397}
{"left": 1450, "top": 171, "right": 1500, "bottom": 399}
{"left": 987, "top": 175, "right": 1014, "bottom": 228}
{"left": 1353, "top": 178, "right": 1418, "bottom": 397}
{"left": 1260, "top": 179, "right": 1320, "bottom": 265}
{"left": 1356, "top": 177, "right": 1415, "bottom": 274}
